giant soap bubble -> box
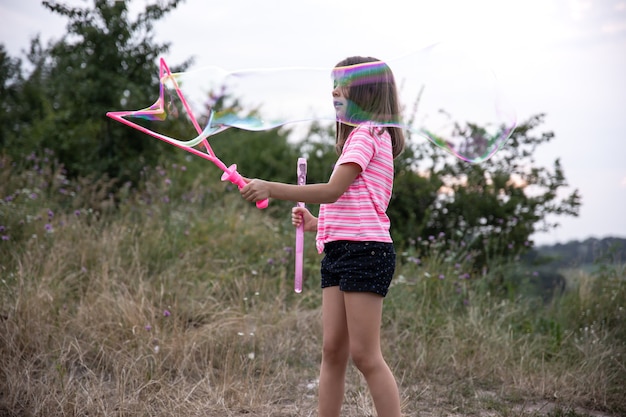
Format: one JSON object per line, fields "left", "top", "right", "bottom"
{"left": 108, "top": 41, "right": 516, "bottom": 163}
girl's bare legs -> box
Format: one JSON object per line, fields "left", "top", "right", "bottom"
{"left": 344, "top": 292, "right": 401, "bottom": 417}
{"left": 318, "top": 287, "right": 350, "bottom": 417}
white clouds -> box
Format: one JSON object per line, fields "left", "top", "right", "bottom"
{"left": 601, "top": 20, "right": 626, "bottom": 35}
{"left": 568, "top": 0, "right": 593, "bottom": 20}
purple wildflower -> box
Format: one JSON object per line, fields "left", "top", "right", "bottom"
{"left": 407, "top": 256, "right": 421, "bottom": 265}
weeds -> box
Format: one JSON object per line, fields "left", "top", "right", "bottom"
{"left": 1, "top": 152, "right": 624, "bottom": 416}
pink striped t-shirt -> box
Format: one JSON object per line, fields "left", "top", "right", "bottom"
{"left": 316, "top": 124, "right": 395, "bottom": 253}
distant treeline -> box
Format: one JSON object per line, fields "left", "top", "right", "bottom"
{"left": 526, "top": 237, "right": 626, "bottom": 268}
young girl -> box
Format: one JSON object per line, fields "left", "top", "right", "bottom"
{"left": 240, "top": 56, "right": 405, "bottom": 417}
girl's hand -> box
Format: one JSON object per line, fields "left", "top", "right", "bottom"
{"left": 240, "top": 179, "right": 271, "bottom": 202}
{"left": 292, "top": 207, "right": 317, "bottom": 232}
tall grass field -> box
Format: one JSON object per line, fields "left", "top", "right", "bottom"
{"left": 1, "top": 154, "right": 624, "bottom": 416}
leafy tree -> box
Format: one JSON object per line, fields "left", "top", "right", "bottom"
{"left": 0, "top": 40, "right": 58, "bottom": 157}
{"left": 0, "top": 45, "right": 24, "bottom": 148}
{"left": 391, "top": 114, "right": 581, "bottom": 269}
{"left": 1, "top": 38, "right": 59, "bottom": 166}
{"left": 3, "top": 0, "right": 188, "bottom": 185}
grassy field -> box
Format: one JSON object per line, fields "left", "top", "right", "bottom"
{"left": 1, "top": 157, "right": 624, "bottom": 416}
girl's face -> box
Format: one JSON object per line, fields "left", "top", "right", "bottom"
{"left": 332, "top": 82, "right": 349, "bottom": 121}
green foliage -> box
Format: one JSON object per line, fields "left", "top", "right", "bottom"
{"left": 388, "top": 114, "right": 581, "bottom": 269}
{"left": 0, "top": 46, "right": 24, "bottom": 148}
{"left": 0, "top": 150, "right": 114, "bottom": 270}
{"left": 528, "top": 237, "right": 626, "bottom": 268}
{"left": 1, "top": 0, "right": 188, "bottom": 185}
{"left": 389, "top": 168, "right": 440, "bottom": 243}
{"left": 565, "top": 254, "right": 626, "bottom": 344}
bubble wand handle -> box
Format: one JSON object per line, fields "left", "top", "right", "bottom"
{"left": 220, "top": 164, "right": 269, "bottom": 209}
{"left": 294, "top": 157, "right": 307, "bottom": 293}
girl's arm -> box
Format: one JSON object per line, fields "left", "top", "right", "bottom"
{"left": 240, "top": 162, "right": 361, "bottom": 205}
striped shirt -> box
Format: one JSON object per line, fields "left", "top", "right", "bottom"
{"left": 316, "top": 124, "right": 395, "bottom": 253}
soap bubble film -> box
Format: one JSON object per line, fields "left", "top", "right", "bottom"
{"left": 109, "top": 41, "right": 516, "bottom": 163}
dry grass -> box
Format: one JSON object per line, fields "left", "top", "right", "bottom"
{"left": 1, "top": 160, "right": 624, "bottom": 416}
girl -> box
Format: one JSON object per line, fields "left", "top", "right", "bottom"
{"left": 240, "top": 56, "right": 405, "bottom": 417}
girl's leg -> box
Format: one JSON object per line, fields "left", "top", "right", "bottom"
{"left": 344, "top": 292, "right": 401, "bottom": 417}
{"left": 318, "top": 287, "right": 350, "bottom": 417}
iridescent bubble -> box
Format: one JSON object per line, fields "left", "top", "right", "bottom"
{"left": 391, "top": 41, "right": 517, "bottom": 162}
{"left": 109, "top": 41, "right": 516, "bottom": 163}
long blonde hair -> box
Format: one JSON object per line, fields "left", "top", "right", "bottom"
{"left": 332, "top": 56, "right": 405, "bottom": 158}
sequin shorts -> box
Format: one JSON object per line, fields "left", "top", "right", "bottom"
{"left": 320, "top": 240, "right": 396, "bottom": 297}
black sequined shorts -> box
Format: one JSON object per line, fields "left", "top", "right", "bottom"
{"left": 321, "top": 240, "right": 396, "bottom": 297}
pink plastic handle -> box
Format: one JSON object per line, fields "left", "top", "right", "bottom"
{"left": 221, "top": 164, "right": 269, "bottom": 209}
{"left": 294, "top": 157, "right": 307, "bottom": 293}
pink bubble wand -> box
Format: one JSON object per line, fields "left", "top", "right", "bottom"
{"left": 106, "top": 58, "right": 268, "bottom": 209}
{"left": 294, "top": 158, "right": 307, "bottom": 293}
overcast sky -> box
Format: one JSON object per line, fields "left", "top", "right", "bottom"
{"left": 1, "top": 0, "right": 625, "bottom": 245}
